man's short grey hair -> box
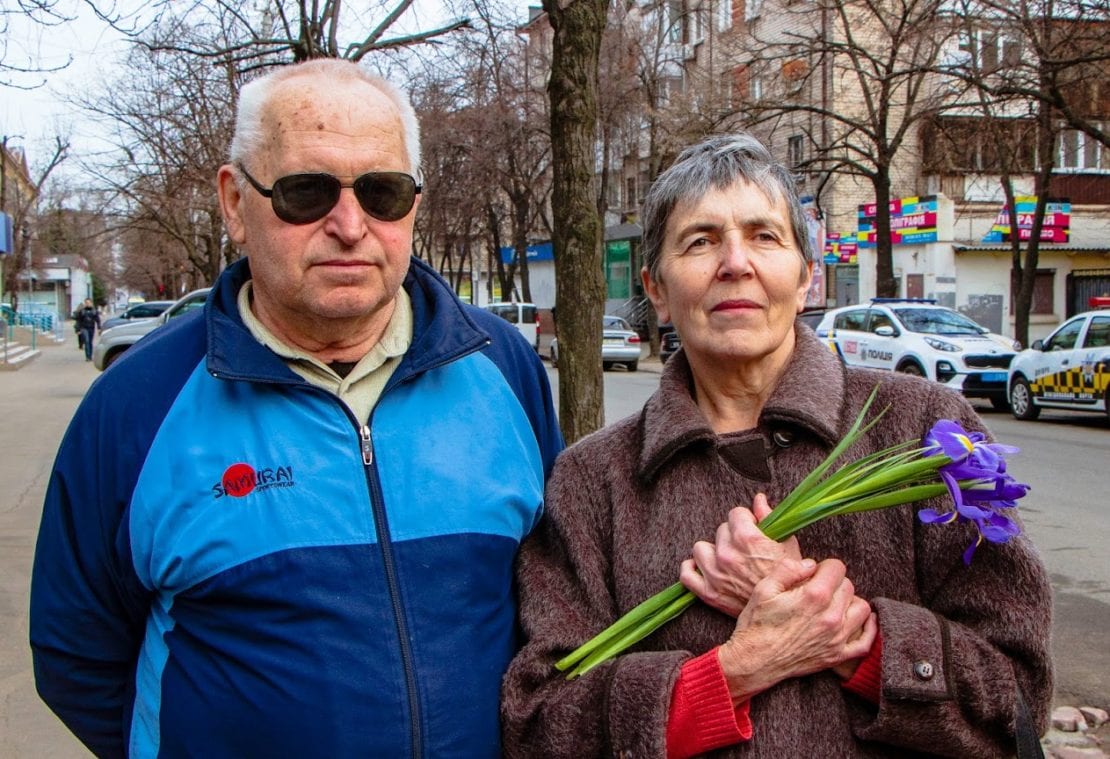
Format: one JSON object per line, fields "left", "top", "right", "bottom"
{"left": 640, "top": 133, "right": 813, "bottom": 282}
{"left": 228, "top": 59, "right": 422, "bottom": 178}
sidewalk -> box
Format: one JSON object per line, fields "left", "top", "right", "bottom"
{"left": 0, "top": 343, "right": 97, "bottom": 758}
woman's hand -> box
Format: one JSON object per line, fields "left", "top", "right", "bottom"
{"left": 679, "top": 494, "right": 802, "bottom": 616}
{"left": 716, "top": 557, "right": 877, "bottom": 704}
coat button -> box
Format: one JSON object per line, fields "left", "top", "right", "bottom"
{"left": 913, "top": 660, "right": 935, "bottom": 680}
{"left": 772, "top": 429, "right": 795, "bottom": 448}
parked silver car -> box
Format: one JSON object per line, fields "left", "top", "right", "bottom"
{"left": 101, "top": 300, "right": 175, "bottom": 331}
{"left": 549, "top": 315, "right": 642, "bottom": 371}
{"left": 94, "top": 288, "right": 211, "bottom": 370}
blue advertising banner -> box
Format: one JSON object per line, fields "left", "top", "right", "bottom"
{"left": 0, "top": 212, "right": 12, "bottom": 256}
{"left": 499, "top": 241, "right": 554, "bottom": 265}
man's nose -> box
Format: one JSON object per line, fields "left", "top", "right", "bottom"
{"left": 323, "top": 188, "right": 369, "bottom": 243}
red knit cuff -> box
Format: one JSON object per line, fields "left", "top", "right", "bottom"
{"left": 666, "top": 647, "right": 753, "bottom": 759}
{"left": 841, "top": 632, "right": 883, "bottom": 703}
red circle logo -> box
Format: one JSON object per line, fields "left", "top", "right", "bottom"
{"left": 222, "top": 463, "right": 257, "bottom": 498}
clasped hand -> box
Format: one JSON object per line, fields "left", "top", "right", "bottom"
{"left": 680, "top": 494, "right": 877, "bottom": 703}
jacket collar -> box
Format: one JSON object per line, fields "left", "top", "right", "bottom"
{"left": 205, "top": 256, "right": 489, "bottom": 383}
{"left": 636, "top": 324, "right": 849, "bottom": 483}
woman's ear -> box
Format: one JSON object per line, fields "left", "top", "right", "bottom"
{"left": 641, "top": 267, "right": 671, "bottom": 325}
{"left": 796, "top": 259, "right": 815, "bottom": 313}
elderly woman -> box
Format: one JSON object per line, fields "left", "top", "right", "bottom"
{"left": 501, "top": 134, "right": 1052, "bottom": 758}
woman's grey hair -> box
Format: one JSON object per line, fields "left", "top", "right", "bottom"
{"left": 640, "top": 133, "right": 814, "bottom": 282}
{"left": 228, "top": 59, "right": 422, "bottom": 179}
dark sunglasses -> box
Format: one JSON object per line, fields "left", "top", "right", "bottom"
{"left": 237, "top": 163, "right": 421, "bottom": 225}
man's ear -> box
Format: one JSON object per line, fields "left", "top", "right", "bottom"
{"left": 641, "top": 266, "right": 670, "bottom": 326}
{"left": 217, "top": 165, "right": 247, "bottom": 246}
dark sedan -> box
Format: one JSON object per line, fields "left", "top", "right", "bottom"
{"left": 101, "top": 300, "right": 175, "bottom": 331}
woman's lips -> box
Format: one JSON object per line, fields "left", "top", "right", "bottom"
{"left": 711, "top": 299, "right": 760, "bottom": 312}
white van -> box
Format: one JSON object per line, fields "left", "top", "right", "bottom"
{"left": 483, "top": 302, "right": 539, "bottom": 351}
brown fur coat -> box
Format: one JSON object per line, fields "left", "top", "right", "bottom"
{"left": 502, "top": 326, "right": 1052, "bottom": 758}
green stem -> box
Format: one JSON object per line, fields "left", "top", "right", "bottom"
{"left": 566, "top": 591, "right": 697, "bottom": 679}
{"left": 554, "top": 581, "right": 688, "bottom": 671}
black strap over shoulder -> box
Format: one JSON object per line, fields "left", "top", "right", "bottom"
{"left": 1015, "top": 689, "right": 1045, "bottom": 759}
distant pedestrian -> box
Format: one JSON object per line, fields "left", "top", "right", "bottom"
{"left": 72, "top": 298, "right": 99, "bottom": 362}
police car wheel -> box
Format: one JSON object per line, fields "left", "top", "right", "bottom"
{"left": 897, "top": 361, "right": 925, "bottom": 377}
{"left": 1010, "top": 377, "right": 1040, "bottom": 421}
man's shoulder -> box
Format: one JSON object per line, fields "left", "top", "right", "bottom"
{"left": 92, "top": 310, "right": 208, "bottom": 401}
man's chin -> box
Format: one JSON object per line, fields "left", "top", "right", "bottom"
{"left": 308, "top": 292, "right": 392, "bottom": 322}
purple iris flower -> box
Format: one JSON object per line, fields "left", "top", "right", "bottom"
{"left": 918, "top": 419, "right": 1030, "bottom": 564}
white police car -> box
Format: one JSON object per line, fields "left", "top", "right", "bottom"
{"left": 815, "top": 299, "right": 1020, "bottom": 409}
{"left": 1007, "top": 309, "right": 1110, "bottom": 421}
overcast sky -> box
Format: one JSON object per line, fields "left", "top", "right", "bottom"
{"left": 3, "top": 1, "right": 128, "bottom": 170}
{"left": 3, "top": 1, "right": 537, "bottom": 182}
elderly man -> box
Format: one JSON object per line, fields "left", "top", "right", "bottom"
{"left": 31, "top": 59, "right": 562, "bottom": 758}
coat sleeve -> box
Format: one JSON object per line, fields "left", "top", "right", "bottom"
{"left": 30, "top": 395, "right": 150, "bottom": 758}
{"left": 501, "top": 446, "right": 690, "bottom": 758}
{"left": 850, "top": 385, "right": 1053, "bottom": 757}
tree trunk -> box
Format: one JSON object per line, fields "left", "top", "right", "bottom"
{"left": 544, "top": 0, "right": 608, "bottom": 443}
{"left": 512, "top": 192, "right": 533, "bottom": 303}
{"left": 872, "top": 166, "right": 897, "bottom": 298}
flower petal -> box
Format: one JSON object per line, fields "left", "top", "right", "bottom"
{"left": 918, "top": 508, "right": 958, "bottom": 524}
{"left": 980, "top": 514, "right": 1021, "bottom": 543}
{"left": 962, "top": 534, "right": 983, "bottom": 565}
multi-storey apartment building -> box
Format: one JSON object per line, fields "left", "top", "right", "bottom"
{"left": 589, "top": 0, "right": 1110, "bottom": 341}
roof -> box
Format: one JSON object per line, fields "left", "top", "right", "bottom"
{"left": 954, "top": 243, "right": 1110, "bottom": 254}
{"left": 605, "top": 222, "right": 642, "bottom": 241}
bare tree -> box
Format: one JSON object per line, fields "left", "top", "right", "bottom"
{"left": 0, "top": 135, "right": 68, "bottom": 309}
{"left": 33, "top": 193, "right": 113, "bottom": 304}
{"left": 97, "top": 0, "right": 471, "bottom": 72}
{"left": 409, "top": 1, "right": 555, "bottom": 309}
{"left": 933, "top": 0, "right": 1110, "bottom": 344}
{"left": 741, "top": 0, "right": 959, "bottom": 298}
{"left": 545, "top": 0, "right": 608, "bottom": 442}
{"left": 0, "top": 0, "right": 72, "bottom": 88}
{"left": 968, "top": 0, "right": 1110, "bottom": 151}
{"left": 77, "top": 31, "right": 238, "bottom": 294}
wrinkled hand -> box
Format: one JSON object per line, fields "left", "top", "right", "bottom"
{"left": 717, "top": 557, "right": 877, "bottom": 704}
{"left": 679, "top": 494, "right": 802, "bottom": 616}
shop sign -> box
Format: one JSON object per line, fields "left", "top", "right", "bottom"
{"left": 857, "top": 195, "right": 939, "bottom": 246}
{"left": 981, "top": 196, "right": 1070, "bottom": 243}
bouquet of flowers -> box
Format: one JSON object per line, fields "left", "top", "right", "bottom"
{"left": 555, "top": 387, "right": 1030, "bottom": 680}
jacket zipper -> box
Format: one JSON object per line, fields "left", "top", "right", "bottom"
{"left": 360, "top": 423, "right": 423, "bottom": 759}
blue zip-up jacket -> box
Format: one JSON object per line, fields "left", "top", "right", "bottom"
{"left": 30, "top": 257, "right": 564, "bottom": 758}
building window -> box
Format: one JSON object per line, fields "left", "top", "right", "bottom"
{"left": 957, "top": 28, "right": 1020, "bottom": 73}
{"left": 788, "top": 135, "right": 804, "bottom": 168}
{"left": 750, "top": 74, "right": 764, "bottom": 101}
{"left": 720, "top": 71, "right": 734, "bottom": 107}
{"left": 666, "top": 0, "right": 684, "bottom": 43}
{"left": 716, "top": 0, "right": 732, "bottom": 31}
{"left": 745, "top": 0, "right": 762, "bottom": 21}
{"left": 1010, "top": 269, "right": 1055, "bottom": 315}
{"left": 690, "top": 4, "right": 706, "bottom": 44}
{"left": 1057, "top": 126, "right": 1107, "bottom": 172}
